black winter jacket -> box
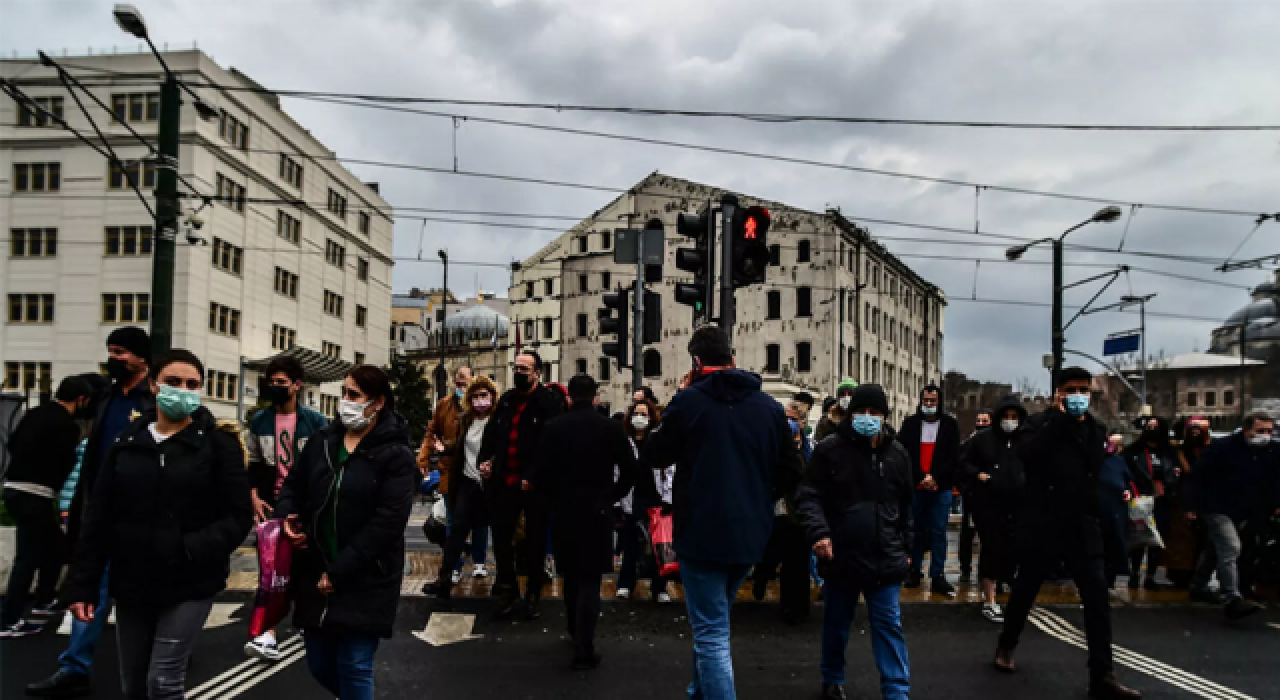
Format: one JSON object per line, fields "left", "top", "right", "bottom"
{"left": 795, "top": 420, "right": 914, "bottom": 587}
{"left": 899, "top": 410, "right": 962, "bottom": 492}
{"left": 961, "top": 398, "right": 1027, "bottom": 517}
{"left": 3, "top": 402, "right": 81, "bottom": 495}
{"left": 446, "top": 412, "right": 497, "bottom": 527}
{"left": 276, "top": 412, "right": 417, "bottom": 638}
{"left": 65, "top": 407, "right": 252, "bottom": 609}
{"left": 478, "top": 384, "right": 566, "bottom": 489}
{"left": 643, "top": 369, "right": 804, "bottom": 565}
{"left": 1014, "top": 408, "right": 1108, "bottom": 557}
{"left": 1187, "top": 432, "right": 1280, "bottom": 523}
{"left": 69, "top": 382, "right": 155, "bottom": 548}
{"left": 1123, "top": 443, "right": 1177, "bottom": 498}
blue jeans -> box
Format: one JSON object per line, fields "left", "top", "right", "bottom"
{"left": 911, "top": 489, "right": 952, "bottom": 578}
{"left": 58, "top": 567, "right": 112, "bottom": 677}
{"left": 680, "top": 558, "right": 753, "bottom": 700}
{"left": 821, "top": 582, "right": 910, "bottom": 699}
{"left": 303, "top": 628, "right": 379, "bottom": 700}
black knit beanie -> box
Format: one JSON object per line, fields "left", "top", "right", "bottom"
{"left": 106, "top": 326, "right": 152, "bottom": 363}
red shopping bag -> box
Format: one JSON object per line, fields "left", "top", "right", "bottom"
{"left": 248, "top": 519, "right": 294, "bottom": 637}
{"left": 647, "top": 507, "right": 680, "bottom": 578}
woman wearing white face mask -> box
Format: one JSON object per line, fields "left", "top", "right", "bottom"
{"left": 276, "top": 365, "right": 417, "bottom": 700}
{"left": 616, "top": 399, "right": 676, "bottom": 602}
{"left": 423, "top": 376, "right": 501, "bottom": 600}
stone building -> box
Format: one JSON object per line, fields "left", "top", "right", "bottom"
{"left": 1, "top": 50, "right": 393, "bottom": 419}
{"left": 1209, "top": 270, "right": 1280, "bottom": 359}
{"left": 1093, "top": 353, "right": 1265, "bottom": 433}
{"left": 508, "top": 173, "right": 946, "bottom": 424}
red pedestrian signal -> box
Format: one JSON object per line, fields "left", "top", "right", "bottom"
{"left": 744, "top": 216, "right": 758, "bottom": 239}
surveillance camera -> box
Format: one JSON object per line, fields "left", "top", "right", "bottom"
{"left": 187, "top": 212, "right": 205, "bottom": 230}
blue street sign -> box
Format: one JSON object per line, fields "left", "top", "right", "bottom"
{"left": 1103, "top": 333, "right": 1141, "bottom": 356}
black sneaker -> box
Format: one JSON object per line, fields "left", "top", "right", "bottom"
{"left": 1224, "top": 596, "right": 1264, "bottom": 621}
{"left": 904, "top": 571, "right": 923, "bottom": 589}
{"left": 931, "top": 576, "right": 957, "bottom": 598}
{"left": 25, "top": 668, "right": 90, "bottom": 698}
{"left": 1189, "top": 588, "right": 1222, "bottom": 605}
{"left": 0, "top": 619, "right": 44, "bottom": 639}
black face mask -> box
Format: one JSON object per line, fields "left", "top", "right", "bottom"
{"left": 265, "top": 385, "right": 293, "bottom": 407}
{"left": 105, "top": 357, "right": 132, "bottom": 382}
{"left": 73, "top": 401, "right": 94, "bottom": 420}
{"left": 513, "top": 373, "right": 534, "bottom": 392}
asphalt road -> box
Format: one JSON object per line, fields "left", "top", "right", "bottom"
{"left": 3, "top": 595, "right": 1277, "bottom": 700}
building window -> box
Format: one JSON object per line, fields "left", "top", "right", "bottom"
{"left": 525, "top": 281, "right": 535, "bottom": 299}
{"left": 643, "top": 349, "right": 662, "bottom": 378}
{"left": 872, "top": 265, "right": 879, "bottom": 289}
{"left": 319, "top": 394, "right": 339, "bottom": 416}
{"left": 321, "top": 341, "right": 341, "bottom": 360}
{"left": 218, "top": 109, "right": 249, "bottom": 149}
{"left": 796, "top": 342, "right": 812, "bottom": 373}
{"left": 1186, "top": 392, "right": 1198, "bottom": 408}
{"left": 797, "top": 240, "right": 811, "bottom": 263}
{"left": 17, "top": 96, "right": 64, "bottom": 127}
{"left": 1224, "top": 389, "right": 1235, "bottom": 406}
{"left": 108, "top": 159, "right": 156, "bottom": 190}
{"left": 211, "top": 238, "right": 243, "bottom": 276}
{"left": 544, "top": 279, "right": 554, "bottom": 296}
{"left": 766, "top": 290, "right": 781, "bottom": 319}
{"left": 577, "top": 313, "right": 588, "bottom": 338}
{"left": 279, "top": 154, "right": 303, "bottom": 188}
{"left": 277, "top": 211, "right": 301, "bottom": 245}
{"left": 323, "top": 290, "right": 344, "bottom": 318}
{"left": 354, "top": 352, "right": 366, "bottom": 365}
{"left": 523, "top": 319, "right": 534, "bottom": 339}
{"left": 599, "top": 357, "right": 611, "bottom": 381}
{"left": 601, "top": 272, "right": 611, "bottom": 290}
{"left": 356, "top": 305, "right": 368, "bottom": 328}
{"left": 7, "top": 293, "right": 55, "bottom": 323}
{"left": 577, "top": 236, "right": 588, "bottom": 254}
{"left": 576, "top": 358, "right": 588, "bottom": 375}
{"left": 99, "top": 293, "right": 150, "bottom": 323}
{"left": 3, "top": 361, "right": 52, "bottom": 392}
{"left": 104, "top": 226, "right": 153, "bottom": 256}
{"left": 358, "top": 211, "right": 371, "bottom": 235}
{"left": 357, "top": 257, "right": 369, "bottom": 282}
{"left": 274, "top": 267, "right": 299, "bottom": 299}
{"left": 110, "top": 92, "right": 159, "bottom": 123}
{"left": 327, "top": 188, "right": 348, "bottom": 220}
{"left": 215, "top": 173, "right": 246, "bottom": 212}
{"left": 1204, "top": 391, "right": 1217, "bottom": 408}
{"left": 601, "top": 231, "right": 612, "bottom": 250}
{"left": 205, "top": 369, "right": 239, "bottom": 401}
{"left": 848, "top": 348, "right": 855, "bottom": 374}
{"left": 325, "top": 240, "right": 346, "bottom": 268}
{"left": 271, "top": 324, "right": 297, "bottom": 350}
{"left": 796, "top": 287, "right": 812, "bottom": 317}
{"left": 14, "top": 162, "right": 61, "bottom": 192}
{"left": 542, "top": 317, "right": 554, "bottom": 339}
{"left": 207, "top": 302, "right": 241, "bottom": 337}
{"left": 765, "top": 344, "right": 781, "bottom": 373}
{"left": 767, "top": 244, "right": 781, "bottom": 267}
{"left": 9, "top": 228, "right": 57, "bottom": 258}
{"left": 579, "top": 274, "right": 589, "bottom": 293}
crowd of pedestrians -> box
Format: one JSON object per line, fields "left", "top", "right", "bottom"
{"left": 3, "top": 323, "right": 1279, "bottom": 700}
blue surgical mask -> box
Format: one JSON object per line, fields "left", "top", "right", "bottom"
{"left": 156, "top": 385, "right": 202, "bottom": 420}
{"left": 852, "top": 414, "right": 882, "bottom": 438}
{"left": 455, "top": 388, "right": 465, "bottom": 399}
{"left": 1064, "top": 394, "right": 1090, "bottom": 417}
{"left": 788, "top": 418, "right": 800, "bottom": 438}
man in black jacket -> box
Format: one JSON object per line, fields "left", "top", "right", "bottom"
{"left": 0, "top": 377, "right": 95, "bottom": 638}
{"left": 478, "top": 350, "right": 566, "bottom": 619}
{"left": 897, "top": 384, "right": 960, "bottom": 596}
{"left": 994, "top": 367, "right": 1141, "bottom": 700}
{"left": 798, "top": 384, "right": 913, "bottom": 700}
{"left": 536, "top": 375, "right": 638, "bottom": 669}
{"left": 28, "top": 326, "right": 155, "bottom": 699}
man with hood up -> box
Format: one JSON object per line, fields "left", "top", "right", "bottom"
{"left": 897, "top": 384, "right": 961, "bottom": 596}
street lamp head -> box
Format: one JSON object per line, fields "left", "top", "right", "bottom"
{"left": 1005, "top": 244, "right": 1029, "bottom": 261}
{"left": 1092, "top": 205, "right": 1124, "bottom": 223}
{"left": 437, "top": 249, "right": 447, "bottom": 262}
{"left": 112, "top": 4, "right": 149, "bottom": 39}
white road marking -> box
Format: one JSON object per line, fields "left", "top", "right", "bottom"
{"left": 413, "top": 612, "right": 484, "bottom": 646}
{"left": 203, "top": 647, "right": 307, "bottom": 700}
{"left": 1029, "top": 608, "right": 1256, "bottom": 700}
{"left": 203, "top": 603, "right": 243, "bottom": 630}
{"left": 55, "top": 609, "right": 116, "bottom": 636}
{"left": 187, "top": 635, "right": 302, "bottom": 700}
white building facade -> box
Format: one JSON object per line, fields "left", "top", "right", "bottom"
{"left": 1, "top": 50, "right": 393, "bottom": 419}
{"left": 510, "top": 174, "right": 946, "bottom": 425}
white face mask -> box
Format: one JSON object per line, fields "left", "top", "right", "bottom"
{"left": 1000, "top": 419, "right": 1020, "bottom": 433}
{"left": 921, "top": 405, "right": 938, "bottom": 416}
{"left": 339, "top": 399, "right": 372, "bottom": 430}
{"left": 838, "top": 396, "right": 851, "bottom": 411}
{"left": 1248, "top": 433, "right": 1271, "bottom": 448}
{"left": 631, "top": 415, "right": 650, "bottom": 431}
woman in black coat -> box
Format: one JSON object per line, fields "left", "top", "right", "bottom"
{"left": 960, "top": 396, "right": 1027, "bottom": 624}
{"left": 276, "top": 365, "right": 416, "bottom": 700}
{"left": 1123, "top": 416, "right": 1176, "bottom": 589}
{"left": 66, "top": 349, "right": 252, "bottom": 700}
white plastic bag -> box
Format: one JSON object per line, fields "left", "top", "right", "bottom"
{"left": 1125, "top": 495, "right": 1164, "bottom": 550}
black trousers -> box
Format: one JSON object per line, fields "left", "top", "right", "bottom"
{"left": 753, "top": 518, "right": 811, "bottom": 620}
{"left": 489, "top": 486, "right": 548, "bottom": 598}
{"left": 959, "top": 499, "right": 978, "bottom": 576}
{"left": 1000, "top": 542, "right": 1113, "bottom": 680}
{"left": 1, "top": 490, "right": 65, "bottom": 626}
{"left": 563, "top": 572, "right": 603, "bottom": 658}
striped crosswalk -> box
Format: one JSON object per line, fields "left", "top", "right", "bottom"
{"left": 187, "top": 635, "right": 305, "bottom": 700}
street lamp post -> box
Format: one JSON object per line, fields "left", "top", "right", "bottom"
{"left": 1120, "top": 294, "right": 1157, "bottom": 408}
{"left": 1007, "top": 205, "right": 1123, "bottom": 387}
{"left": 437, "top": 249, "right": 448, "bottom": 401}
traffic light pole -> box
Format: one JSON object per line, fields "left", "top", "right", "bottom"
{"left": 633, "top": 231, "right": 646, "bottom": 391}
{"left": 718, "top": 194, "right": 738, "bottom": 346}
{"left": 149, "top": 75, "right": 181, "bottom": 354}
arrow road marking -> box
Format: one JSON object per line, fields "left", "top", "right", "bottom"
{"left": 413, "top": 612, "right": 484, "bottom": 646}
{"left": 187, "top": 634, "right": 303, "bottom": 700}
{"left": 1029, "top": 608, "right": 1256, "bottom": 700}
{"left": 202, "top": 602, "right": 244, "bottom": 630}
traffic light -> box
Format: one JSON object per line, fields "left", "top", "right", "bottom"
{"left": 642, "top": 290, "right": 661, "bottom": 344}
{"left": 675, "top": 207, "right": 713, "bottom": 324}
{"left": 599, "top": 288, "right": 629, "bottom": 368}
{"left": 730, "top": 205, "right": 771, "bottom": 287}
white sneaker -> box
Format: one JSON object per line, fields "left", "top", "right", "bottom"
{"left": 616, "top": 588, "right": 632, "bottom": 600}
{"left": 981, "top": 602, "right": 1004, "bottom": 624}
{"left": 244, "top": 633, "right": 283, "bottom": 661}
{"left": 451, "top": 570, "right": 462, "bottom": 585}
{"left": 472, "top": 564, "right": 488, "bottom": 579}
{"left": 656, "top": 592, "right": 672, "bottom": 604}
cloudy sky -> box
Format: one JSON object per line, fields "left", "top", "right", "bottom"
{"left": 5, "top": 0, "right": 1279, "bottom": 388}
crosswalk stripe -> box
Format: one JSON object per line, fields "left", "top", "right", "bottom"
{"left": 1028, "top": 608, "right": 1256, "bottom": 700}
{"left": 202, "top": 648, "right": 307, "bottom": 700}
{"left": 187, "top": 635, "right": 303, "bottom": 700}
